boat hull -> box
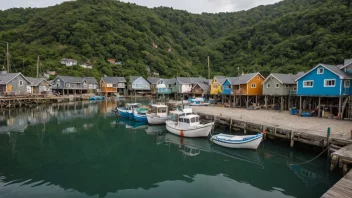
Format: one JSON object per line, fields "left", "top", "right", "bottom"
{"left": 211, "top": 134, "right": 263, "bottom": 150}
{"left": 133, "top": 112, "right": 147, "bottom": 122}
{"left": 116, "top": 108, "right": 132, "bottom": 118}
{"left": 146, "top": 114, "right": 169, "bottom": 125}
{"left": 165, "top": 121, "right": 214, "bottom": 138}
{"left": 189, "top": 103, "right": 210, "bottom": 106}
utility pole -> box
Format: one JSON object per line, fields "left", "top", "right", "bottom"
{"left": 6, "top": 42, "right": 10, "bottom": 73}
{"left": 207, "top": 56, "right": 210, "bottom": 79}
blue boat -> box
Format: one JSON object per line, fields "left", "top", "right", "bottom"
{"left": 132, "top": 107, "right": 148, "bottom": 122}
{"left": 116, "top": 103, "right": 141, "bottom": 118}
{"left": 89, "top": 96, "right": 104, "bottom": 100}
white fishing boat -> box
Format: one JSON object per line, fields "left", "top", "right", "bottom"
{"left": 165, "top": 110, "right": 214, "bottom": 138}
{"left": 146, "top": 104, "right": 169, "bottom": 125}
{"left": 188, "top": 97, "right": 210, "bottom": 106}
{"left": 210, "top": 133, "right": 263, "bottom": 150}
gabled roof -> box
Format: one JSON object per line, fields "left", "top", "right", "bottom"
{"left": 26, "top": 77, "right": 47, "bottom": 86}
{"left": 213, "top": 76, "right": 226, "bottom": 85}
{"left": 147, "top": 77, "right": 161, "bottom": 84}
{"left": 129, "top": 76, "right": 142, "bottom": 83}
{"left": 56, "top": 76, "right": 84, "bottom": 83}
{"left": 0, "top": 73, "right": 30, "bottom": 85}
{"left": 225, "top": 77, "right": 239, "bottom": 85}
{"left": 163, "top": 78, "right": 176, "bottom": 85}
{"left": 177, "top": 77, "right": 207, "bottom": 85}
{"left": 101, "top": 77, "right": 126, "bottom": 84}
{"left": 232, "top": 72, "right": 264, "bottom": 85}
{"left": 263, "top": 72, "right": 304, "bottom": 85}
{"left": 296, "top": 64, "right": 352, "bottom": 81}
{"left": 194, "top": 83, "right": 209, "bottom": 92}
{"left": 84, "top": 77, "right": 98, "bottom": 84}
{"left": 341, "top": 59, "right": 352, "bottom": 69}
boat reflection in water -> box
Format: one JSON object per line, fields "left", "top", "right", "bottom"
{"left": 116, "top": 118, "right": 148, "bottom": 131}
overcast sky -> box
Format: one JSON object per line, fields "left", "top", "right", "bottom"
{"left": 1, "top": 0, "right": 282, "bottom": 13}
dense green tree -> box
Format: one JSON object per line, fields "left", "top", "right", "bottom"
{"left": 0, "top": 0, "right": 351, "bottom": 79}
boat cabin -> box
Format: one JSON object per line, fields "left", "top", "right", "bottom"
{"left": 150, "top": 104, "right": 168, "bottom": 116}
{"left": 126, "top": 103, "right": 141, "bottom": 111}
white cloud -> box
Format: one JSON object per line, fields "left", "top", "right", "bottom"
{"left": 1, "top": 0, "right": 282, "bottom": 13}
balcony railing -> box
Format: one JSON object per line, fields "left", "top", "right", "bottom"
{"left": 289, "top": 90, "right": 297, "bottom": 95}
{"left": 234, "top": 89, "right": 244, "bottom": 95}
{"left": 158, "top": 88, "right": 172, "bottom": 94}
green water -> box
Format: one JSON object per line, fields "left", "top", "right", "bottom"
{"left": 0, "top": 100, "right": 341, "bottom": 198}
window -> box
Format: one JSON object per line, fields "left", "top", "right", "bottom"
{"left": 267, "top": 84, "right": 271, "bottom": 88}
{"left": 213, "top": 85, "right": 218, "bottom": 88}
{"left": 257, "top": 76, "right": 260, "bottom": 80}
{"left": 324, "top": 79, "right": 336, "bottom": 87}
{"left": 251, "top": 84, "right": 256, "bottom": 88}
{"left": 179, "top": 118, "right": 184, "bottom": 122}
{"left": 191, "top": 118, "right": 196, "bottom": 123}
{"left": 184, "top": 118, "right": 190, "bottom": 123}
{"left": 19, "top": 80, "right": 23, "bottom": 86}
{"left": 226, "top": 85, "right": 231, "bottom": 88}
{"left": 344, "top": 80, "right": 350, "bottom": 88}
{"left": 303, "top": 80, "right": 314, "bottom": 87}
{"left": 317, "top": 68, "right": 324, "bottom": 74}
{"left": 285, "top": 85, "right": 290, "bottom": 88}
{"left": 66, "top": 83, "right": 70, "bottom": 88}
{"left": 275, "top": 84, "right": 280, "bottom": 88}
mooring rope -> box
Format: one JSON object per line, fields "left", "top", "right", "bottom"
{"left": 288, "top": 146, "right": 329, "bottom": 166}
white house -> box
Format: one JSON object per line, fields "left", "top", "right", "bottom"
{"left": 60, "top": 58, "right": 78, "bottom": 66}
{"left": 80, "top": 63, "right": 92, "bottom": 69}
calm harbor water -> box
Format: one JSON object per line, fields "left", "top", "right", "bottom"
{"left": 0, "top": 100, "right": 341, "bottom": 198}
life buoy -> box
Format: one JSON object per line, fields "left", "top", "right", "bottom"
{"left": 180, "top": 130, "right": 184, "bottom": 137}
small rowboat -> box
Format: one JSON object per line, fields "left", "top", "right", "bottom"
{"left": 210, "top": 133, "right": 263, "bottom": 150}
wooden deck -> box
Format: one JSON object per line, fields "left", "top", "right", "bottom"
{"left": 322, "top": 169, "right": 352, "bottom": 198}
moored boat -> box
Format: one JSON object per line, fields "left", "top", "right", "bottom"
{"left": 132, "top": 107, "right": 148, "bottom": 122}
{"left": 146, "top": 104, "right": 169, "bottom": 125}
{"left": 210, "top": 133, "right": 263, "bottom": 150}
{"left": 115, "top": 103, "right": 141, "bottom": 118}
{"left": 165, "top": 110, "right": 214, "bottom": 138}
{"left": 188, "top": 97, "right": 210, "bottom": 106}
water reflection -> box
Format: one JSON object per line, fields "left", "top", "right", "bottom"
{"left": 0, "top": 101, "right": 341, "bottom": 198}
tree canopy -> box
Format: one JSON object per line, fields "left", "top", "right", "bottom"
{"left": 0, "top": 0, "right": 351, "bottom": 79}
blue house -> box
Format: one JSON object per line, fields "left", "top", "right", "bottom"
{"left": 221, "top": 77, "right": 237, "bottom": 95}
{"left": 296, "top": 64, "right": 352, "bottom": 96}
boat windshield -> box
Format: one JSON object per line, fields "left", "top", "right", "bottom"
{"left": 158, "top": 107, "right": 168, "bottom": 113}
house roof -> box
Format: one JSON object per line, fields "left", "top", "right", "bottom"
{"left": 232, "top": 73, "right": 263, "bottom": 85}
{"left": 296, "top": 64, "right": 352, "bottom": 81}
{"left": 226, "top": 77, "right": 239, "bottom": 85}
{"left": 57, "top": 76, "right": 84, "bottom": 83}
{"left": 101, "top": 77, "right": 126, "bottom": 84}
{"left": 195, "top": 83, "right": 209, "bottom": 91}
{"left": 61, "top": 58, "right": 77, "bottom": 62}
{"left": 177, "top": 77, "right": 208, "bottom": 85}
{"left": 83, "top": 77, "right": 98, "bottom": 84}
{"left": 0, "top": 73, "right": 29, "bottom": 85}
{"left": 147, "top": 77, "right": 161, "bottom": 84}
{"left": 213, "top": 76, "right": 226, "bottom": 85}
{"left": 263, "top": 72, "right": 304, "bottom": 85}
{"left": 129, "top": 76, "right": 142, "bottom": 83}
{"left": 26, "top": 77, "right": 47, "bottom": 86}
{"left": 163, "top": 78, "right": 176, "bottom": 85}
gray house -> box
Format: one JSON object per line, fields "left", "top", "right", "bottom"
{"left": 0, "top": 72, "right": 31, "bottom": 95}
{"left": 262, "top": 72, "right": 304, "bottom": 96}
{"left": 147, "top": 77, "right": 161, "bottom": 94}
{"left": 84, "top": 77, "right": 99, "bottom": 93}
{"left": 52, "top": 76, "right": 94, "bottom": 95}
{"left": 26, "top": 77, "right": 51, "bottom": 94}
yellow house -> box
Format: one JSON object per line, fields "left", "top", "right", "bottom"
{"left": 210, "top": 76, "right": 226, "bottom": 95}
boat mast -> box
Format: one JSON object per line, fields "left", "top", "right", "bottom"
{"left": 5, "top": 42, "right": 10, "bottom": 73}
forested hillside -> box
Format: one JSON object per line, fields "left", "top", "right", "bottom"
{"left": 0, "top": 0, "right": 351, "bottom": 79}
